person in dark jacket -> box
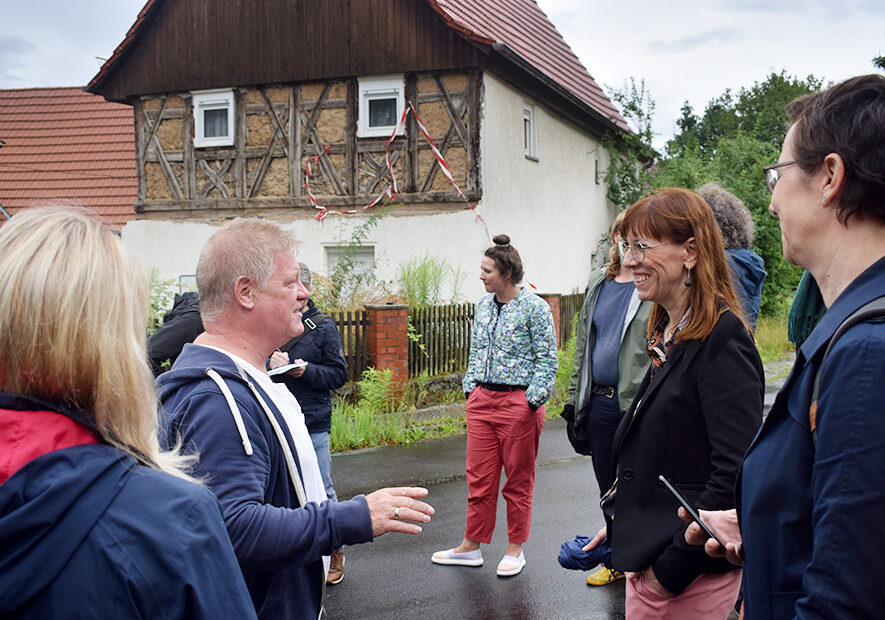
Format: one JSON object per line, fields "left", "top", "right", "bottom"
{"left": 685, "top": 74, "right": 885, "bottom": 620}
{"left": 159, "top": 217, "right": 434, "bottom": 620}
{"left": 269, "top": 262, "right": 348, "bottom": 585}
{"left": 586, "top": 188, "right": 763, "bottom": 618}
{"left": 147, "top": 291, "right": 205, "bottom": 376}
{"left": 0, "top": 208, "right": 256, "bottom": 619}
{"left": 697, "top": 182, "right": 767, "bottom": 331}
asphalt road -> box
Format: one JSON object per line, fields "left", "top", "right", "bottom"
{"left": 324, "top": 418, "right": 625, "bottom": 620}
{"left": 323, "top": 362, "right": 789, "bottom": 619}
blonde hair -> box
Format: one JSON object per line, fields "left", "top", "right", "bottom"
{"left": 197, "top": 218, "right": 299, "bottom": 322}
{"left": 0, "top": 208, "right": 194, "bottom": 480}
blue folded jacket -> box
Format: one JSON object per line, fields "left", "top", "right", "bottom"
{"left": 558, "top": 535, "right": 612, "bottom": 571}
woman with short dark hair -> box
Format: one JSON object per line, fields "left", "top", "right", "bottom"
{"left": 686, "top": 73, "right": 885, "bottom": 620}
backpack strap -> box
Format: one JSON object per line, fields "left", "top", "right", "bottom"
{"left": 279, "top": 312, "right": 328, "bottom": 353}
{"left": 809, "top": 296, "right": 885, "bottom": 446}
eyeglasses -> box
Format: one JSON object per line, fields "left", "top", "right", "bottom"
{"left": 762, "top": 160, "right": 796, "bottom": 193}
{"left": 618, "top": 240, "right": 672, "bottom": 264}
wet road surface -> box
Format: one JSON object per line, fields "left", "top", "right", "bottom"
{"left": 325, "top": 418, "right": 625, "bottom": 619}
{"left": 324, "top": 362, "right": 788, "bottom": 619}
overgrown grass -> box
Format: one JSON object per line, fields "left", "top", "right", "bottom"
{"left": 395, "top": 254, "right": 467, "bottom": 307}
{"left": 329, "top": 368, "right": 467, "bottom": 451}
{"left": 755, "top": 313, "right": 794, "bottom": 364}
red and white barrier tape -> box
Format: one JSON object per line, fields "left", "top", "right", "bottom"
{"left": 305, "top": 103, "right": 490, "bottom": 239}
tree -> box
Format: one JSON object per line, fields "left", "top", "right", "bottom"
{"left": 874, "top": 55, "right": 885, "bottom": 70}
{"left": 655, "top": 71, "right": 821, "bottom": 316}
{"left": 734, "top": 72, "right": 823, "bottom": 148}
{"left": 603, "top": 78, "right": 657, "bottom": 209}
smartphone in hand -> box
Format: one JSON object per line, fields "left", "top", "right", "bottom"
{"left": 658, "top": 474, "right": 726, "bottom": 549}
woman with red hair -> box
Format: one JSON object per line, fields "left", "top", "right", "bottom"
{"left": 587, "top": 188, "right": 764, "bottom": 618}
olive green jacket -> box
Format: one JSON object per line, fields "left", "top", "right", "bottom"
{"left": 566, "top": 267, "right": 652, "bottom": 422}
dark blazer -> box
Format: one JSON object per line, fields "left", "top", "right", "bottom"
{"left": 609, "top": 309, "right": 763, "bottom": 595}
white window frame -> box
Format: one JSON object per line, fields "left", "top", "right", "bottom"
{"left": 523, "top": 102, "right": 539, "bottom": 161}
{"left": 325, "top": 245, "right": 376, "bottom": 273}
{"left": 358, "top": 76, "right": 405, "bottom": 138}
{"left": 192, "top": 89, "right": 235, "bottom": 148}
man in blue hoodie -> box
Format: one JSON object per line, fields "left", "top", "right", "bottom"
{"left": 269, "top": 262, "right": 349, "bottom": 585}
{"left": 158, "top": 218, "right": 434, "bottom": 620}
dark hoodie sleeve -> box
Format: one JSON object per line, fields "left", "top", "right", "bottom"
{"left": 168, "top": 386, "right": 372, "bottom": 570}
{"left": 297, "top": 320, "right": 347, "bottom": 392}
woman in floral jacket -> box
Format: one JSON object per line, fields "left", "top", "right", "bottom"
{"left": 432, "top": 234, "right": 557, "bottom": 578}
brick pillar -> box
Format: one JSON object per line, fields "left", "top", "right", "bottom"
{"left": 365, "top": 303, "right": 409, "bottom": 389}
{"left": 539, "top": 293, "right": 562, "bottom": 347}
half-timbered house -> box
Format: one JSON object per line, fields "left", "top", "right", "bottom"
{"left": 87, "top": 0, "right": 630, "bottom": 297}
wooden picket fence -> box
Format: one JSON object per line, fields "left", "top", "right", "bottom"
{"left": 328, "top": 294, "right": 582, "bottom": 383}
{"left": 408, "top": 302, "right": 475, "bottom": 377}
{"left": 559, "top": 292, "right": 584, "bottom": 347}
{"left": 327, "top": 309, "right": 370, "bottom": 383}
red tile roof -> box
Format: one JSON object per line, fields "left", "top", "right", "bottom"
{"left": 428, "top": 0, "right": 628, "bottom": 131}
{"left": 0, "top": 87, "right": 136, "bottom": 228}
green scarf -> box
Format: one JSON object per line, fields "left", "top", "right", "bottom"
{"left": 788, "top": 270, "right": 825, "bottom": 347}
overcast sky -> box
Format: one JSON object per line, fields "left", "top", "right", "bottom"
{"left": 1, "top": 0, "right": 882, "bottom": 149}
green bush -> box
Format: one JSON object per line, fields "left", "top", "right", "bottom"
{"left": 545, "top": 325, "right": 577, "bottom": 416}
{"left": 148, "top": 269, "right": 176, "bottom": 334}
{"left": 396, "top": 254, "right": 466, "bottom": 307}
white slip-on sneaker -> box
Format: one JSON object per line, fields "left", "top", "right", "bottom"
{"left": 431, "top": 548, "right": 484, "bottom": 567}
{"left": 496, "top": 550, "right": 526, "bottom": 577}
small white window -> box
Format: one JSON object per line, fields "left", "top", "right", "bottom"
{"left": 325, "top": 246, "right": 376, "bottom": 273}
{"left": 192, "top": 89, "right": 235, "bottom": 148}
{"left": 358, "top": 76, "right": 405, "bottom": 138}
{"left": 523, "top": 103, "right": 538, "bottom": 160}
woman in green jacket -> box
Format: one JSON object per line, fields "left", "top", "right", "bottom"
{"left": 561, "top": 212, "right": 652, "bottom": 587}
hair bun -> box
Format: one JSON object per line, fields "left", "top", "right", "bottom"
{"left": 492, "top": 234, "right": 510, "bottom": 247}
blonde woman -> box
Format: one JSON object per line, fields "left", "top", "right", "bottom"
{"left": 0, "top": 209, "right": 256, "bottom": 618}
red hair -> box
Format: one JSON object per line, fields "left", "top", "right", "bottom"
{"left": 621, "top": 188, "right": 747, "bottom": 342}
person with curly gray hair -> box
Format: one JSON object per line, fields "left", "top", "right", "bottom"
{"left": 697, "top": 183, "right": 767, "bottom": 330}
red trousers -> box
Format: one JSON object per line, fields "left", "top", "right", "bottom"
{"left": 464, "top": 386, "right": 545, "bottom": 544}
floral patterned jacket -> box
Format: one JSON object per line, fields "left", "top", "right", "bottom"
{"left": 462, "top": 288, "right": 558, "bottom": 407}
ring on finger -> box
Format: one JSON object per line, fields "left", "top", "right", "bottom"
{"left": 394, "top": 506, "right": 400, "bottom": 520}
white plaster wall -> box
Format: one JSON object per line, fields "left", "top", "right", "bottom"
{"left": 121, "top": 211, "right": 493, "bottom": 302}
{"left": 476, "top": 72, "right": 616, "bottom": 295}
{"left": 123, "top": 72, "right": 617, "bottom": 303}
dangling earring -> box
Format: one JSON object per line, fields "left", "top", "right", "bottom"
{"left": 684, "top": 265, "right": 692, "bottom": 287}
